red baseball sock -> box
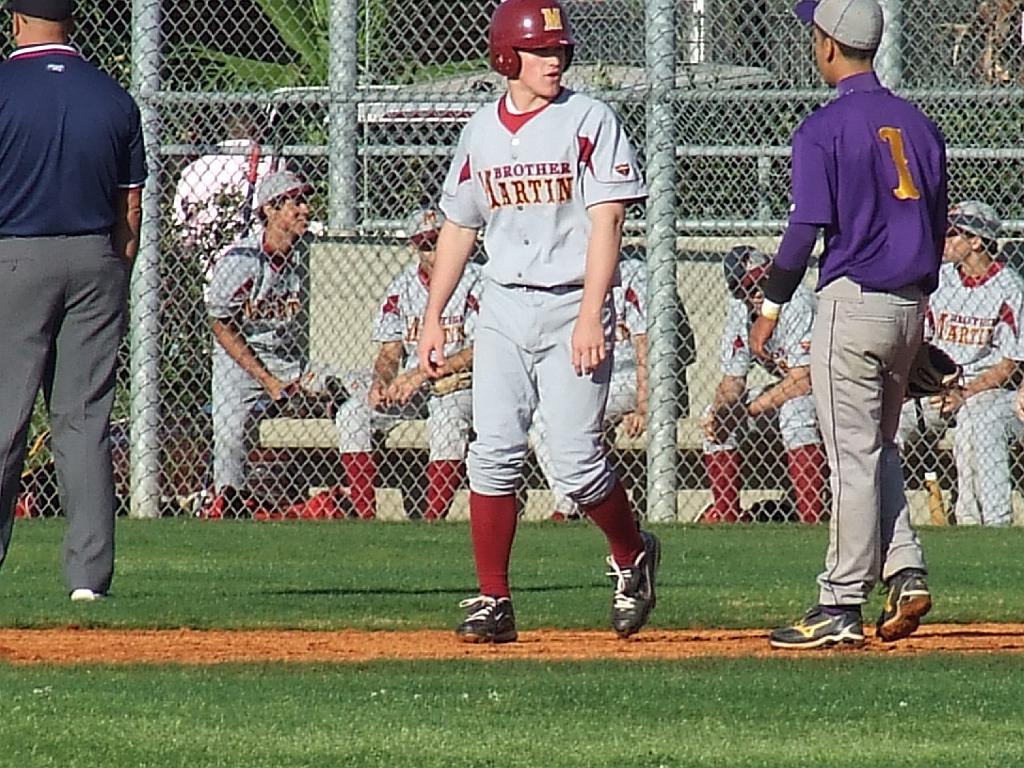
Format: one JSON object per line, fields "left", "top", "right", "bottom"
{"left": 425, "top": 460, "right": 463, "bottom": 520}
{"left": 787, "top": 444, "right": 826, "bottom": 524}
{"left": 342, "top": 452, "right": 377, "bottom": 519}
{"left": 582, "top": 480, "right": 644, "bottom": 567}
{"left": 470, "top": 491, "right": 518, "bottom": 598}
{"left": 703, "top": 450, "right": 742, "bottom": 523}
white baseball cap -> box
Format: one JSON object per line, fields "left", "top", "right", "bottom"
{"left": 794, "top": 0, "right": 883, "bottom": 51}
{"left": 256, "top": 171, "right": 312, "bottom": 208}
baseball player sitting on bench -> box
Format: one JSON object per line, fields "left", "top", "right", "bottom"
{"left": 204, "top": 170, "right": 323, "bottom": 519}
{"left": 530, "top": 252, "right": 649, "bottom": 521}
{"left": 898, "top": 201, "right": 1024, "bottom": 526}
{"left": 701, "top": 245, "right": 826, "bottom": 524}
{"left": 333, "top": 207, "right": 482, "bottom": 520}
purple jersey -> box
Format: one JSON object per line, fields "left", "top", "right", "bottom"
{"left": 784, "top": 72, "right": 948, "bottom": 294}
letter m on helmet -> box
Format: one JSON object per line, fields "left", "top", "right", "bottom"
{"left": 489, "top": 0, "right": 577, "bottom": 78}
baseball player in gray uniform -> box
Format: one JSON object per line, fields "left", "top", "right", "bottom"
{"left": 204, "top": 171, "right": 313, "bottom": 518}
{"left": 416, "top": 0, "right": 659, "bottom": 643}
{"left": 899, "top": 201, "right": 1024, "bottom": 526}
{"left": 530, "top": 255, "right": 649, "bottom": 521}
{"left": 702, "top": 246, "right": 826, "bottom": 524}
{"left": 334, "top": 208, "right": 481, "bottom": 520}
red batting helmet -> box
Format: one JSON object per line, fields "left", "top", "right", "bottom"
{"left": 489, "top": 0, "right": 576, "bottom": 78}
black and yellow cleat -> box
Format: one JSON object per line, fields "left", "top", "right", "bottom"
{"left": 769, "top": 606, "right": 865, "bottom": 650}
{"left": 877, "top": 569, "right": 932, "bottom": 642}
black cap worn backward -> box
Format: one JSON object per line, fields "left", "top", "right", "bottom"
{"left": 7, "top": 0, "right": 73, "bottom": 21}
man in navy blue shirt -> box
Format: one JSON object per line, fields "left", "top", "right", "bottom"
{"left": 0, "top": 0, "right": 146, "bottom": 601}
{"left": 750, "top": 0, "right": 947, "bottom": 650}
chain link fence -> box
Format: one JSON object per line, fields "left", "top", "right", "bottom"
{"left": 10, "top": 0, "right": 1024, "bottom": 526}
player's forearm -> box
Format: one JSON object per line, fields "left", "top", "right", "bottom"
{"left": 749, "top": 366, "right": 811, "bottom": 416}
{"left": 964, "top": 358, "right": 1019, "bottom": 398}
{"left": 113, "top": 187, "right": 143, "bottom": 264}
{"left": 437, "top": 347, "right": 474, "bottom": 376}
{"left": 580, "top": 203, "right": 626, "bottom": 319}
{"left": 372, "top": 343, "right": 403, "bottom": 386}
{"left": 210, "top": 318, "right": 276, "bottom": 390}
{"left": 763, "top": 222, "right": 817, "bottom": 309}
{"left": 424, "top": 222, "right": 476, "bottom": 323}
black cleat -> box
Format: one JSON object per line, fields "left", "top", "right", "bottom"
{"left": 769, "top": 606, "right": 866, "bottom": 650}
{"left": 607, "top": 531, "right": 661, "bottom": 638}
{"left": 455, "top": 595, "right": 518, "bottom": 644}
{"left": 877, "top": 569, "right": 932, "bottom": 642}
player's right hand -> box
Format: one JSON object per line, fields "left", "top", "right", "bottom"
{"left": 368, "top": 379, "right": 388, "bottom": 409}
{"left": 267, "top": 377, "right": 299, "bottom": 402}
{"left": 417, "top": 318, "right": 447, "bottom": 379}
{"left": 571, "top": 316, "right": 606, "bottom": 376}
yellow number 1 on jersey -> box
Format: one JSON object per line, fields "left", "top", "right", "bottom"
{"left": 878, "top": 127, "right": 921, "bottom": 200}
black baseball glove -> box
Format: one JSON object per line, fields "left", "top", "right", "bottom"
{"left": 905, "top": 342, "right": 961, "bottom": 400}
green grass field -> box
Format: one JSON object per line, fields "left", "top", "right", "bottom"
{"left": 2, "top": 520, "right": 1024, "bottom": 767}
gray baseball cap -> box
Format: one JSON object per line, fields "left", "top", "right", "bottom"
{"left": 794, "top": 0, "right": 883, "bottom": 51}
{"left": 255, "top": 171, "right": 311, "bottom": 208}
{"left": 405, "top": 207, "right": 444, "bottom": 246}
{"left": 949, "top": 200, "right": 1001, "bottom": 241}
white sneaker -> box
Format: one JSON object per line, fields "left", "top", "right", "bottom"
{"left": 70, "top": 588, "right": 105, "bottom": 602}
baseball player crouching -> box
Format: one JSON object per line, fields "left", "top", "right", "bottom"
{"left": 899, "top": 201, "right": 1024, "bottom": 526}
{"left": 334, "top": 207, "right": 481, "bottom": 520}
{"left": 204, "top": 171, "right": 317, "bottom": 518}
{"left": 701, "top": 246, "right": 826, "bottom": 524}
{"left": 530, "top": 253, "right": 649, "bottom": 521}
{"left": 418, "top": 0, "right": 659, "bottom": 644}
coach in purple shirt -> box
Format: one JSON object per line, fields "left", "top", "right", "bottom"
{"left": 751, "top": 0, "right": 948, "bottom": 651}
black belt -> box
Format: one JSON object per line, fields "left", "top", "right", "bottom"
{"left": 505, "top": 283, "right": 584, "bottom": 295}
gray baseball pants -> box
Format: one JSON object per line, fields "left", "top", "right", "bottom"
{"left": 0, "top": 235, "right": 128, "bottom": 593}
{"left": 812, "top": 277, "right": 928, "bottom": 607}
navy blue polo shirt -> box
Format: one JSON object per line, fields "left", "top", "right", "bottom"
{"left": 0, "top": 44, "right": 147, "bottom": 237}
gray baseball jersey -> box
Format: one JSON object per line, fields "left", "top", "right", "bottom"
{"left": 706, "top": 285, "right": 819, "bottom": 452}
{"left": 442, "top": 89, "right": 645, "bottom": 287}
{"left": 721, "top": 285, "right": 815, "bottom": 379}
{"left": 336, "top": 262, "right": 482, "bottom": 461}
{"left": 440, "top": 88, "right": 647, "bottom": 505}
{"left": 206, "top": 233, "right": 304, "bottom": 378}
{"left": 374, "top": 262, "right": 482, "bottom": 372}
{"left": 926, "top": 261, "right": 1024, "bottom": 375}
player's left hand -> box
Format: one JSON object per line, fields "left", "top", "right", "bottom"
{"left": 1017, "top": 388, "right": 1024, "bottom": 423}
{"left": 930, "top": 386, "right": 965, "bottom": 415}
{"left": 572, "top": 316, "right": 606, "bottom": 376}
{"left": 384, "top": 371, "right": 426, "bottom": 406}
{"left": 749, "top": 315, "right": 778, "bottom": 361}
{"left": 622, "top": 408, "right": 647, "bottom": 438}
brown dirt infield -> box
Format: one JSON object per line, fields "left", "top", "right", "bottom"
{"left": 1, "top": 624, "right": 1023, "bottom": 664}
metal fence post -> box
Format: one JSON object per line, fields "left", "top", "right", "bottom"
{"left": 129, "top": 0, "right": 163, "bottom": 519}
{"left": 877, "top": 0, "right": 903, "bottom": 88}
{"left": 329, "top": 0, "right": 359, "bottom": 232}
{"left": 644, "top": 0, "right": 679, "bottom": 523}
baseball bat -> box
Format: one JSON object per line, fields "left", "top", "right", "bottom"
{"left": 923, "top": 470, "right": 947, "bottom": 526}
{"left": 238, "top": 139, "right": 261, "bottom": 237}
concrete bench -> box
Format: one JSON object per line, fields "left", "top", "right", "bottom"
{"left": 264, "top": 237, "right": 979, "bottom": 524}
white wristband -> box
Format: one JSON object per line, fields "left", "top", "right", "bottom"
{"left": 760, "top": 299, "right": 782, "bottom": 320}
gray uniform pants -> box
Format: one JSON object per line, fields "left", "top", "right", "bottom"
{"left": 0, "top": 235, "right": 128, "bottom": 593}
{"left": 812, "top": 278, "right": 927, "bottom": 606}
